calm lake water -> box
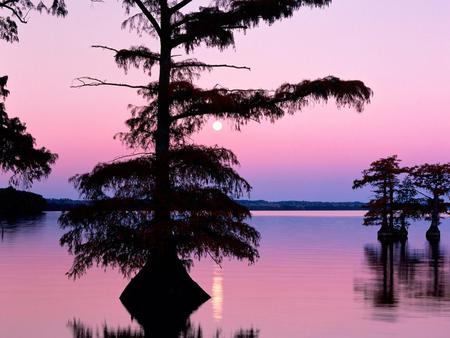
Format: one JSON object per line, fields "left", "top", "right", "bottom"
{"left": 1, "top": 211, "right": 450, "bottom": 338}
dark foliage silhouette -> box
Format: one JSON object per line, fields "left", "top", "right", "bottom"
{"left": 0, "top": 77, "right": 57, "bottom": 187}
{"left": 60, "top": 0, "right": 372, "bottom": 315}
{"left": 353, "top": 155, "right": 408, "bottom": 238}
{"left": 1, "top": 0, "right": 64, "bottom": 189}
{"left": 410, "top": 163, "right": 450, "bottom": 239}
{"left": 0, "top": 186, "right": 46, "bottom": 215}
{"left": 0, "top": 0, "right": 66, "bottom": 43}
{"left": 60, "top": 145, "right": 256, "bottom": 277}
{"left": 394, "top": 177, "right": 423, "bottom": 230}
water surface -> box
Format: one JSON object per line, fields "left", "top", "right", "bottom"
{"left": 1, "top": 211, "right": 449, "bottom": 337}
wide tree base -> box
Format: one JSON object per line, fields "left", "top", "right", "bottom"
{"left": 377, "top": 227, "right": 408, "bottom": 241}
{"left": 426, "top": 227, "right": 440, "bottom": 241}
{"left": 120, "top": 256, "right": 210, "bottom": 337}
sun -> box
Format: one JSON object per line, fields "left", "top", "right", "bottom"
{"left": 212, "top": 121, "right": 223, "bottom": 131}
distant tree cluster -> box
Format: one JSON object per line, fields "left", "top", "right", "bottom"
{"left": 353, "top": 155, "right": 450, "bottom": 239}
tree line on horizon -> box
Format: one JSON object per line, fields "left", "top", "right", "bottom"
{"left": 353, "top": 155, "right": 450, "bottom": 241}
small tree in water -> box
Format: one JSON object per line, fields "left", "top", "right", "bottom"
{"left": 410, "top": 163, "right": 450, "bottom": 240}
{"left": 60, "top": 0, "right": 372, "bottom": 325}
{"left": 353, "top": 155, "right": 407, "bottom": 239}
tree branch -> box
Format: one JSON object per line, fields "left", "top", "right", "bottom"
{"left": 109, "top": 152, "right": 153, "bottom": 163}
{"left": 170, "top": 0, "right": 192, "bottom": 13}
{"left": 133, "top": 0, "right": 162, "bottom": 36}
{"left": 91, "top": 45, "right": 119, "bottom": 53}
{"left": 0, "top": 0, "right": 19, "bottom": 7}
{"left": 2, "top": 4, "right": 27, "bottom": 23}
{"left": 71, "top": 77, "right": 148, "bottom": 90}
{"left": 172, "top": 62, "right": 251, "bottom": 71}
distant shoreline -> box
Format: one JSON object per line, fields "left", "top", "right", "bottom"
{"left": 45, "top": 198, "right": 366, "bottom": 211}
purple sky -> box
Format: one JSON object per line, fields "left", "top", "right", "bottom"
{"left": 1, "top": 0, "right": 449, "bottom": 200}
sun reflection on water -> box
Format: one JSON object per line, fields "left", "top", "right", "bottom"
{"left": 212, "top": 264, "right": 223, "bottom": 321}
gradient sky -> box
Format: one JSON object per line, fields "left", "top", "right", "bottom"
{"left": 1, "top": 0, "right": 449, "bottom": 200}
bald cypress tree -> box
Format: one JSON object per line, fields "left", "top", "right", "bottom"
{"left": 410, "top": 163, "right": 450, "bottom": 240}
{"left": 60, "top": 0, "right": 372, "bottom": 321}
{"left": 353, "top": 155, "right": 407, "bottom": 239}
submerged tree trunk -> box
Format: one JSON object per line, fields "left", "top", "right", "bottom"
{"left": 120, "top": 255, "right": 210, "bottom": 337}
{"left": 426, "top": 194, "right": 441, "bottom": 240}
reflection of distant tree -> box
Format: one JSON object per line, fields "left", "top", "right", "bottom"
{"left": 355, "top": 240, "right": 450, "bottom": 321}
{"left": 0, "top": 213, "right": 46, "bottom": 242}
{"left": 67, "top": 319, "right": 259, "bottom": 338}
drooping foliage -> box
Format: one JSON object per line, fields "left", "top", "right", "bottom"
{"left": 62, "top": 0, "right": 372, "bottom": 279}
{"left": 60, "top": 145, "right": 258, "bottom": 277}
{"left": 0, "top": 76, "right": 57, "bottom": 187}
{"left": 0, "top": 0, "right": 67, "bottom": 43}
{"left": 1, "top": 1, "right": 64, "bottom": 187}
{"left": 353, "top": 155, "right": 406, "bottom": 229}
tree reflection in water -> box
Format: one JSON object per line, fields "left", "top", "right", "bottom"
{"left": 67, "top": 319, "right": 259, "bottom": 338}
{"left": 0, "top": 213, "right": 47, "bottom": 242}
{"left": 355, "top": 239, "right": 450, "bottom": 321}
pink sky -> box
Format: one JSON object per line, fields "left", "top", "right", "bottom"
{"left": 1, "top": 0, "right": 449, "bottom": 200}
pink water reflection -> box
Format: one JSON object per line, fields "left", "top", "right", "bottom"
{"left": 1, "top": 212, "right": 450, "bottom": 337}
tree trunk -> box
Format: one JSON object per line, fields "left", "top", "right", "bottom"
{"left": 120, "top": 6, "right": 211, "bottom": 326}
{"left": 426, "top": 193, "right": 441, "bottom": 240}
{"left": 120, "top": 256, "right": 210, "bottom": 337}
{"left": 382, "top": 180, "right": 389, "bottom": 228}
{"left": 388, "top": 179, "right": 394, "bottom": 228}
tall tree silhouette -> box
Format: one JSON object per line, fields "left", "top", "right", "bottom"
{"left": 60, "top": 0, "right": 372, "bottom": 317}
{"left": 353, "top": 155, "right": 406, "bottom": 238}
{"left": 410, "top": 163, "right": 450, "bottom": 240}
